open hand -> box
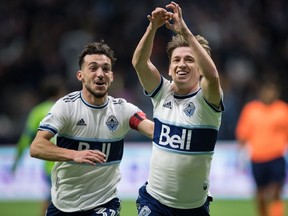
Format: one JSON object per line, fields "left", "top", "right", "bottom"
{"left": 73, "top": 149, "right": 106, "bottom": 166}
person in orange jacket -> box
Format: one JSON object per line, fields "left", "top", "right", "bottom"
{"left": 236, "top": 79, "right": 288, "bottom": 216}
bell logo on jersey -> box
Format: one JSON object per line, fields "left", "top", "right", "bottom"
{"left": 76, "top": 141, "right": 124, "bottom": 163}
{"left": 158, "top": 124, "right": 191, "bottom": 151}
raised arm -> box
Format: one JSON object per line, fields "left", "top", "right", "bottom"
{"left": 166, "top": 2, "right": 222, "bottom": 107}
{"left": 30, "top": 130, "right": 106, "bottom": 166}
{"left": 132, "top": 7, "right": 172, "bottom": 94}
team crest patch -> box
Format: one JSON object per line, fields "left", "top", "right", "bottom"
{"left": 183, "top": 102, "right": 195, "bottom": 117}
{"left": 106, "top": 115, "right": 119, "bottom": 131}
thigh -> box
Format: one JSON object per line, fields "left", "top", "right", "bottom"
{"left": 269, "top": 157, "right": 286, "bottom": 184}
{"left": 46, "top": 198, "right": 121, "bottom": 216}
{"left": 91, "top": 198, "right": 121, "bottom": 216}
{"left": 252, "top": 157, "right": 286, "bottom": 187}
{"left": 252, "top": 161, "right": 269, "bottom": 187}
{"left": 136, "top": 184, "right": 171, "bottom": 216}
{"left": 137, "top": 184, "right": 212, "bottom": 216}
{"left": 46, "top": 202, "right": 78, "bottom": 216}
{"left": 172, "top": 197, "right": 212, "bottom": 216}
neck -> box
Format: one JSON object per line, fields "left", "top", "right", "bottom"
{"left": 81, "top": 90, "right": 108, "bottom": 106}
{"left": 173, "top": 83, "right": 200, "bottom": 95}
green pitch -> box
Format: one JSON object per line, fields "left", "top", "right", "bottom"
{"left": 0, "top": 199, "right": 287, "bottom": 216}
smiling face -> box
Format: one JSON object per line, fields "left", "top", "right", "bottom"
{"left": 77, "top": 54, "right": 113, "bottom": 105}
{"left": 169, "top": 46, "right": 201, "bottom": 94}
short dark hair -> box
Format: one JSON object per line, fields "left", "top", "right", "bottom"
{"left": 78, "top": 40, "right": 117, "bottom": 69}
{"left": 166, "top": 34, "right": 211, "bottom": 61}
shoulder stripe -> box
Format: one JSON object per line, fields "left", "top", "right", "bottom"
{"left": 63, "top": 92, "right": 81, "bottom": 103}
{"left": 145, "top": 76, "right": 163, "bottom": 98}
{"left": 39, "top": 125, "right": 57, "bottom": 135}
{"left": 203, "top": 97, "right": 225, "bottom": 113}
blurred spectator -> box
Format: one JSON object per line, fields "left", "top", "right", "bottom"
{"left": 236, "top": 78, "right": 288, "bottom": 216}
{"left": 11, "top": 74, "right": 67, "bottom": 216}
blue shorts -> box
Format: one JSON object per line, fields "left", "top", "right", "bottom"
{"left": 136, "top": 183, "right": 212, "bottom": 216}
{"left": 46, "top": 198, "right": 121, "bottom": 216}
{"left": 251, "top": 156, "right": 286, "bottom": 188}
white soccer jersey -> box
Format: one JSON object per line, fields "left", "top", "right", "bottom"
{"left": 146, "top": 77, "right": 224, "bottom": 209}
{"left": 39, "top": 91, "right": 143, "bottom": 212}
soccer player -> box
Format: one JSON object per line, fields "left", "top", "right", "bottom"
{"left": 30, "top": 41, "right": 154, "bottom": 216}
{"left": 132, "top": 2, "right": 224, "bottom": 216}
{"left": 236, "top": 80, "right": 288, "bottom": 216}
{"left": 12, "top": 75, "right": 66, "bottom": 216}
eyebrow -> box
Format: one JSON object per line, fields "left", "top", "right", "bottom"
{"left": 87, "top": 62, "right": 111, "bottom": 67}
{"left": 172, "top": 55, "right": 195, "bottom": 60}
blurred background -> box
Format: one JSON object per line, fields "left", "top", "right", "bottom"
{"left": 0, "top": 0, "right": 288, "bottom": 215}
{"left": 0, "top": 0, "right": 288, "bottom": 143}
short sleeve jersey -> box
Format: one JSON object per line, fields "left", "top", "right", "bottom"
{"left": 39, "top": 91, "right": 143, "bottom": 212}
{"left": 146, "top": 77, "right": 223, "bottom": 209}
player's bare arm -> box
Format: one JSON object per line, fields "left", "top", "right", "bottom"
{"left": 137, "top": 119, "right": 154, "bottom": 139}
{"left": 30, "top": 130, "right": 106, "bottom": 166}
{"left": 132, "top": 8, "right": 172, "bottom": 94}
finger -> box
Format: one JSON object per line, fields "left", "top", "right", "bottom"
{"left": 165, "top": 21, "right": 173, "bottom": 31}
{"left": 166, "top": 2, "right": 176, "bottom": 11}
{"left": 147, "top": 15, "right": 153, "bottom": 22}
{"left": 165, "top": 12, "right": 173, "bottom": 21}
{"left": 176, "top": 4, "right": 182, "bottom": 17}
{"left": 91, "top": 149, "right": 106, "bottom": 157}
{"left": 86, "top": 154, "right": 106, "bottom": 164}
{"left": 93, "top": 153, "right": 106, "bottom": 163}
{"left": 84, "top": 159, "right": 97, "bottom": 166}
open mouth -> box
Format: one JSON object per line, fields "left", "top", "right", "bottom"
{"left": 95, "top": 81, "right": 105, "bottom": 85}
{"left": 176, "top": 71, "right": 188, "bottom": 76}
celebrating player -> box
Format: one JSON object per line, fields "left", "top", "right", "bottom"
{"left": 30, "top": 41, "right": 154, "bottom": 216}
{"left": 132, "top": 2, "right": 224, "bottom": 215}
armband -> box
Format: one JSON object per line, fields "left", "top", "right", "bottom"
{"left": 129, "top": 112, "right": 147, "bottom": 130}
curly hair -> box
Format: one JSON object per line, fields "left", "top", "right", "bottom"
{"left": 78, "top": 40, "right": 117, "bottom": 69}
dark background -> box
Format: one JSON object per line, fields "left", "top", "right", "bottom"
{"left": 0, "top": 0, "right": 287, "bottom": 143}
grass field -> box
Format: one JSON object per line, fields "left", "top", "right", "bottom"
{"left": 2, "top": 199, "right": 288, "bottom": 216}
{"left": 0, "top": 199, "right": 287, "bottom": 216}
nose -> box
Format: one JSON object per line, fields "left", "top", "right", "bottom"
{"left": 178, "top": 59, "right": 187, "bottom": 68}
{"left": 96, "top": 68, "right": 104, "bottom": 78}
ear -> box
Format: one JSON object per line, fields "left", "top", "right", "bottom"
{"left": 110, "top": 71, "right": 114, "bottom": 82}
{"left": 76, "top": 70, "right": 82, "bottom": 81}
{"left": 168, "top": 68, "right": 172, "bottom": 77}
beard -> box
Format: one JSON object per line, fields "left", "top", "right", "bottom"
{"left": 86, "top": 84, "right": 109, "bottom": 98}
